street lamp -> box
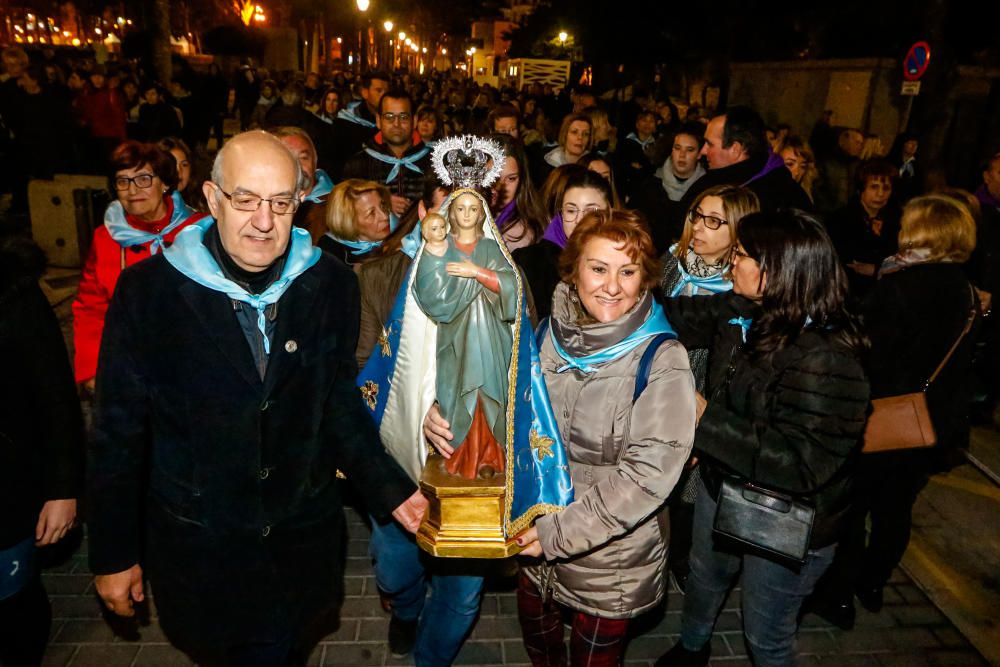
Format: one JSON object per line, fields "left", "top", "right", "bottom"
{"left": 558, "top": 31, "right": 568, "bottom": 45}
{"left": 383, "top": 20, "right": 393, "bottom": 32}
{"left": 398, "top": 31, "right": 406, "bottom": 41}
{"left": 356, "top": 0, "right": 370, "bottom": 11}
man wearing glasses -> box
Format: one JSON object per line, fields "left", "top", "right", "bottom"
{"left": 342, "top": 89, "right": 432, "bottom": 218}
{"left": 87, "top": 130, "right": 427, "bottom": 665}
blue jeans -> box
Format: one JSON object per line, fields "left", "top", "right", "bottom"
{"left": 369, "top": 519, "right": 485, "bottom": 667}
{"left": 680, "top": 480, "right": 835, "bottom": 667}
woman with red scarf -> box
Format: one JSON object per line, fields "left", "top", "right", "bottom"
{"left": 72, "top": 141, "right": 208, "bottom": 390}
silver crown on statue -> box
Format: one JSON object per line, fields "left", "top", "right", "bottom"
{"left": 431, "top": 135, "right": 506, "bottom": 190}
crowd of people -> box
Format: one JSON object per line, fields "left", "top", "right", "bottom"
{"left": 3, "top": 44, "right": 1000, "bottom": 667}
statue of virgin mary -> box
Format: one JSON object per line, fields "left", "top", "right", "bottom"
{"left": 357, "top": 136, "right": 573, "bottom": 544}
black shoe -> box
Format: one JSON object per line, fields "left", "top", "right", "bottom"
{"left": 654, "top": 641, "right": 710, "bottom": 667}
{"left": 856, "top": 585, "right": 884, "bottom": 613}
{"left": 388, "top": 615, "right": 418, "bottom": 658}
{"left": 810, "top": 598, "right": 856, "bottom": 630}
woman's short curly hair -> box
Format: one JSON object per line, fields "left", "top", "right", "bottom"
{"left": 559, "top": 209, "right": 660, "bottom": 291}
{"left": 109, "top": 140, "right": 179, "bottom": 193}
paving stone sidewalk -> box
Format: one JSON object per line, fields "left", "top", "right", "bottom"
{"left": 24, "top": 507, "right": 987, "bottom": 667}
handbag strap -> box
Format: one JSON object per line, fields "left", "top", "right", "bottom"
{"left": 925, "top": 283, "right": 977, "bottom": 389}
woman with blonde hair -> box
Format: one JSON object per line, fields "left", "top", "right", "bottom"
{"left": 811, "top": 193, "right": 979, "bottom": 630}
{"left": 660, "top": 184, "right": 759, "bottom": 590}
{"left": 780, "top": 136, "right": 819, "bottom": 202}
{"left": 320, "top": 178, "right": 395, "bottom": 264}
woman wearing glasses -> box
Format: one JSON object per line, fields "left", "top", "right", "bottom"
{"left": 655, "top": 210, "right": 869, "bottom": 667}
{"left": 72, "top": 141, "right": 207, "bottom": 391}
{"left": 513, "top": 169, "right": 613, "bottom": 320}
{"left": 660, "top": 184, "right": 759, "bottom": 591}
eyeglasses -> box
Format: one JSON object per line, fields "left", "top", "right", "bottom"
{"left": 114, "top": 173, "right": 155, "bottom": 190}
{"left": 561, "top": 205, "right": 603, "bottom": 222}
{"left": 217, "top": 187, "right": 299, "bottom": 215}
{"left": 732, "top": 247, "right": 752, "bottom": 260}
{"left": 381, "top": 112, "right": 411, "bottom": 124}
{"left": 689, "top": 209, "right": 728, "bottom": 230}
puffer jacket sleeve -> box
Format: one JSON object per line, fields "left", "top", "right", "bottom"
{"left": 659, "top": 292, "right": 728, "bottom": 350}
{"left": 536, "top": 342, "right": 697, "bottom": 559}
{"left": 696, "top": 342, "right": 869, "bottom": 495}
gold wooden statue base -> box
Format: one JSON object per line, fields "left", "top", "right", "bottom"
{"left": 416, "top": 454, "right": 522, "bottom": 558}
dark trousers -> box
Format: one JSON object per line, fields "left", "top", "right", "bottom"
{"left": 0, "top": 575, "right": 51, "bottom": 667}
{"left": 821, "top": 452, "right": 930, "bottom": 597}
{"left": 516, "top": 573, "right": 630, "bottom": 667}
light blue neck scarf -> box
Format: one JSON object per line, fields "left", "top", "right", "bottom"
{"left": 104, "top": 191, "right": 194, "bottom": 255}
{"left": 550, "top": 299, "right": 676, "bottom": 374}
{"left": 325, "top": 212, "right": 400, "bottom": 256}
{"left": 164, "top": 218, "right": 320, "bottom": 354}
{"left": 304, "top": 169, "right": 333, "bottom": 203}
{"left": 728, "top": 317, "right": 752, "bottom": 343}
{"left": 363, "top": 145, "right": 430, "bottom": 183}
{"left": 336, "top": 101, "right": 376, "bottom": 128}
{"left": 627, "top": 131, "right": 655, "bottom": 150}
{"left": 668, "top": 244, "right": 733, "bottom": 297}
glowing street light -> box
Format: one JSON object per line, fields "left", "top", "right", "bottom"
{"left": 398, "top": 31, "right": 406, "bottom": 41}
{"left": 383, "top": 20, "right": 393, "bottom": 32}
{"left": 558, "top": 31, "right": 568, "bottom": 45}
{"left": 441, "top": 47, "right": 447, "bottom": 55}
{"left": 470, "top": 47, "right": 476, "bottom": 54}
{"left": 356, "top": 0, "right": 370, "bottom": 11}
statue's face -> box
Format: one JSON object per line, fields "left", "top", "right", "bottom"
{"left": 450, "top": 193, "right": 485, "bottom": 233}
{"left": 423, "top": 215, "right": 447, "bottom": 242}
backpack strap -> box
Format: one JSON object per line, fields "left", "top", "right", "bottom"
{"left": 633, "top": 333, "right": 675, "bottom": 404}
{"left": 535, "top": 317, "right": 550, "bottom": 348}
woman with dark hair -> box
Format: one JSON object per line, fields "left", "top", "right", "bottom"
{"left": 886, "top": 132, "right": 922, "bottom": 204}
{"left": 655, "top": 210, "right": 870, "bottom": 667}
{"left": 578, "top": 153, "right": 622, "bottom": 208}
{"left": 826, "top": 159, "right": 901, "bottom": 298}
{"left": 490, "top": 134, "right": 547, "bottom": 251}
{"left": 72, "top": 141, "right": 207, "bottom": 390}
{"left": 512, "top": 168, "right": 613, "bottom": 320}
{"left": 157, "top": 137, "right": 203, "bottom": 210}
{"left": 314, "top": 86, "right": 341, "bottom": 124}
{"left": 415, "top": 105, "right": 441, "bottom": 144}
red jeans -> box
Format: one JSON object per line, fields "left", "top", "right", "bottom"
{"left": 516, "top": 572, "right": 630, "bottom": 667}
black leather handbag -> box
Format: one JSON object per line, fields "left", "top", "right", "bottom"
{"left": 713, "top": 478, "right": 815, "bottom": 564}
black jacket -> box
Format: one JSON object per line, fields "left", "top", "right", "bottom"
{"left": 87, "top": 251, "right": 414, "bottom": 649}
{"left": 341, "top": 139, "right": 432, "bottom": 213}
{"left": 0, "top": 239, "right": 84, "bottom": 549}
{"left": 826, "top": 199, "right": 901, "bottom": 298}
{"left": 864, "top": 263, "right": 978, "bottom": 459}
{"left": 662, "top": 292, "right": 870, "bottom": 548}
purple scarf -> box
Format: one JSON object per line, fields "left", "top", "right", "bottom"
{"left": 975, "top": 185, "right": 1000, "bottom": 213}
{"left": 744, "top": 150, "right": 786, "bottom": 186}
{"left": 540, "top": 212, "right": 568, "bottom": 248}
{"left": 494, "top": 199, "right": 518, "bottom": 231}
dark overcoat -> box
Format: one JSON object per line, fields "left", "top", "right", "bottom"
{"left": 87, "top": 251, "right": 414, "bottom": 650}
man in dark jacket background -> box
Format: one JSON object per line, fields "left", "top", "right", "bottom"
{"left": 88, "top": 130, "right": 426, "bottom": 665}
{"left": 674, "top": 106, "right": 811, "bottom": 236}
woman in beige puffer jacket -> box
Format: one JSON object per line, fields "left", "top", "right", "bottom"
{"left": 516, "top": 211, "right": 697, "bottom": 665}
